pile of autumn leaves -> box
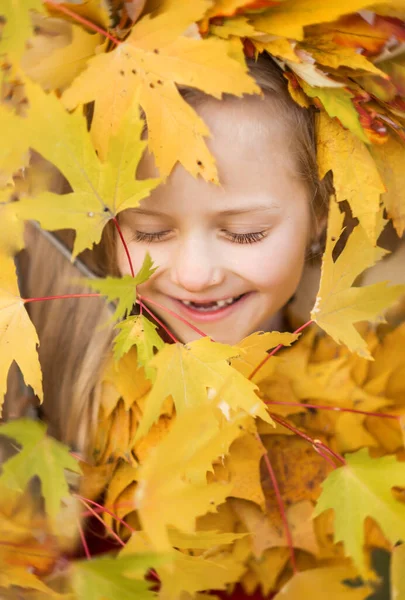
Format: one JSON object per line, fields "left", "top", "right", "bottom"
{"left": 2, "top": 0, "right": 405, "bottom": 598}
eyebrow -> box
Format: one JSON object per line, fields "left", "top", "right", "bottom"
{"left": 129, "top": 205, "right": 281, "bottom": 217}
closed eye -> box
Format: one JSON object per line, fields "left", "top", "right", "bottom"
{"left": 223, "top": 231, "right": 268, "bottom": 244}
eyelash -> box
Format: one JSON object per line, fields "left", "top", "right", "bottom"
{"left": 132, "top": 230, "right": 267, "bottom": 244}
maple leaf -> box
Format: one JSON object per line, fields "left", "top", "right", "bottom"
{"left": 0, "top": 565, "right": 57, "bottom": 596}
{"left": 62, "top": 0, "right": 260, "bottom": 179}
{"left": 102, "top": 346, "right": 151, "bottom": 415}
{"left": 71, "top": 553, "right": 161, "bottom": 600}
{"left": 0, "top": 106, "right": 29, "bottom": 188}
{"left": 303, "top": 84, "right": 370, "bottom": 144}
{"left": 0, "top": 188, "right": 25, "bottom": 256}
{"left": 123, "top": 530, "right": 246, "bottom": 600}
{"left": 370, "top": 132, "right": 405, "bottom": 237}
{"left": 113, "top": 314, "right": 164, "bottom": 378}
{"left": 0, "top": 418, "right": 81, "bottom": 523}
{"left": 81, "top": 252, "right": 158, "bottom": 321}
{"left": 210, "top": 15, "right": 258, "bottom": 39}
{"left": 21, "top": 16, "right": 105, "bottom": 92}
{"left": 252, "top": 0, "right": 384, "bottom": 40}
{"left": 316, "top": 111, "right": 385, "bottom": 242}
{"left": 311, "top": 196, "right": 405, "bottom": 358}
{"left": 134, "top": 336, "right": 273, "bottom": 442}
{"left": 298, "top": 35, "right": 388, "bottom": 78}
{"left": 231, "top": 330, "right": 300, "bottom": 380}
{"left": 0, "top": 0, "right": 45, "bottom": 60}
{"left": 205, "top": 0, "right": 280, "bottom": 19}
{"left": 45, "top": 0, "right": 112, "bottom": 30}
{"left": 0, "top": 256, "right": 42, "bottom": 411}
{"left": 134, "top": 401, "right": 253, "bottom": 549}
{"left": 166, "top": 528, "right": 248, "bottom": 549}
{"left": 273, "top": 566, "right": 372, "bottom": 599}
{"left": 158, "top": 551, "right": 246, "bottom": 600}
{"left": 314, "top": 448, "right": 405, "bottom": 574}
{"left": 13, "top": 79, "right": 160, "bottom": 258}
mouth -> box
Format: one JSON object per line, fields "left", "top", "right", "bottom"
{"left": 170, "top": 293, "right": 252, "bottom": 322}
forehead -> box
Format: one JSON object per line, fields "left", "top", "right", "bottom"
{"left": 136, "top": 94, "right": 308, "bottom": 216}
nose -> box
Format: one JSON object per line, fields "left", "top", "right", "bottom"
{"left": 169, "top": 233, "right": 225, "bottom": 292}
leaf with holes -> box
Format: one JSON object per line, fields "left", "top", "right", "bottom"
{"left": 311, "top": 198, "right": 405, "bottom": 357}
{"left": 62, "top": 0, "right": 260, "bottom": 179}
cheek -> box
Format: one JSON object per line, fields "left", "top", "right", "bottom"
{"left": 250, "top": 218, "right": 309, "bottom": 291}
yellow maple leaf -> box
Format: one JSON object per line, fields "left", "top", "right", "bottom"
{"left": 21, "top": 16, "right": 104, "bottom": 92}
{"left": 0, "top": 0, "right": 45, "bottom": 60}
{"left": 224, "top": 430, "right": 266, "bottom": 508}
{"left": 62, "top": 0, "right": 260, "bottom": 178}
{"left": 370, "top": 131, "right": 405, "bottom": 237}
{"left": 135, "top": 336, "right": 273, "bottom": 442}
{"left": 205, "top": 0, "right": 263, "bottom": 19}
{"left": 0, "top": 564, "right": 57, "bottom": 596}
{"left": 317, "top": 111, "right": 385, "bottom": 242}
{"left": 311, "top": 198, "right": 405, "bottom": 358}
{"left": 252, "top": 0, "right": 383, "bottom": 40}
{"left": 0, "top": 187, "right": 24, "bottom": 257}
{"left": 134, "top": 401, "right": 248, "bottom": 550}
{"left": 298, "top": 35, "right": 388, "bottom": 78}
{"left": 273, "top": 566, "right": 372, "bottom": 599}
{"left": 0, "top": 105, "right": 29, "bottom": 188}
{"left": 14, "top": 80, "right": 160, "bottom": 258}
{"left": 231, "top": 330, "right": 300, "bottom": 380}
{"left": 210, "top": 15, "right": 258, "bottom": 40}
{"left": 122, "top": 530, "right": 246, "bottom": 600}
{"left": 0, "top": 256, "right": 42, "bottom": 411}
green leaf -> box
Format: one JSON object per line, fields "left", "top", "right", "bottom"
{"left": 81, "top": 253, "right": 158, "bottom": 321}
{"left": 302, "top": 83, "right": 369, "bottom": 143}
{"left": 13, "top": 80, "right": 160, "bottom": 257}
{"left": 0, "top": 0, "right": 45, "bottom": 60}
{"left": 71, "top": 553, "right": 163, "bottom": 600}
{"left": 314, "top": 448, "right": 405, "bottom": 574}
{"left": 113, "top": 315, "right": 164, "bottom": 380}
{"left": 0, "top": 419, "right": 81, "bottom": 523}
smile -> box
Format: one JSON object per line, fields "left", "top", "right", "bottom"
{"left": 179, "top": 293, "right": 245, "bottom": 310}
{"left": 171, "top": 293, "right": 251, "bottom": 322}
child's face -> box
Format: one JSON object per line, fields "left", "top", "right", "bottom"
{"left": 117, "top": 95, "right": 312, "bottom": 344}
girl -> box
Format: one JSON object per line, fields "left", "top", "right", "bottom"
{"left": 7, "top": 55, "right": 331, "bottom": 445}
{"left": 3, "top": 39, "right": 404, "bottom": 600}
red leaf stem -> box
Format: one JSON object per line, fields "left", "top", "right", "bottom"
{"left": 266, "top": 400, "right": 401, "bottom": 421}
{"left": 112, "top": 217, "right": 135, "bottom": 277}
{"left": 256, "top": 433, "right": 297, "bottom": 574}
{"left": 74, "top": 494, "right": 136, "bottom": 535}
{"left": 24, "top": 293, "right": 101, "bottom": 304}
{"left": 271, "top": 413, "right": 346, "bottom": 466}
{"left": 137, "top": 299, "right": 180, "bottom": 343}
{"left": 137, "top": 295, "right": 209, "bottom": 339}
{"left": 44, "top": 0, "right": 121, "bottom": 46}
{"left": 76, "top": 517, "right": 91, "bottom": 560}
{"left": 248, "top": 320, "right": 314, "bottom": 381}
{"left": 77, "top": 496, "right": 126, "bottom": 547}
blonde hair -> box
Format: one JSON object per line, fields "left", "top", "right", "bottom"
{"left": 6, "top": 54, "right": 332, "bottom": 455}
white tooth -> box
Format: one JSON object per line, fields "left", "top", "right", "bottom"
{"left": 217, "top": 300, "right": 228, "bottom": 308}
{"left": 225, "top": 297, "right": 234, "bottom": 305}
{"left": 182, "top": 300, "right": 192, "bottom": 306}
